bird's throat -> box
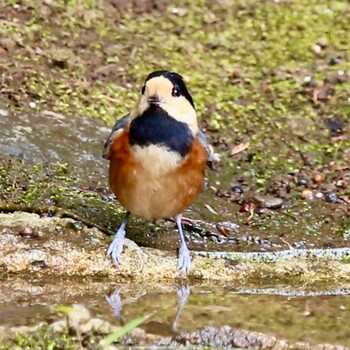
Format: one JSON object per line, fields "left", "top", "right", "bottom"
{"left": 129, "top": 106, "right": 193, "bottom": 157}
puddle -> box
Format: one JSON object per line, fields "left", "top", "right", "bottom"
{"left": 0, "top": 277, "right": 349, "bottom": 347}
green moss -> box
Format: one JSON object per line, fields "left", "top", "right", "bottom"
{"left": 0, "top": 326, "right": 76, "bottom": 350}
{"left": 1, "top": 0, "right": 349, "bottom": 246}
{"left": 2, "top": 0, "right": 349, "bottom": 123}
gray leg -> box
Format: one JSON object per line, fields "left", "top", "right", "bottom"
{"left": 175, "top": 214, "right": 192, "bottom": 274}
{"left": 107, "top": 212, "right": 130, "bottom": 264}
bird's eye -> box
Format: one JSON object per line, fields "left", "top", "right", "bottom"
{"left": 141, "top": 86, "right": 145, "bottom": 94}
{"left": 172, "top": 86, "right": 181, "bottom": 97}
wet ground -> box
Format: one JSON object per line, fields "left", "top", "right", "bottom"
{"left": 1, "top": 277, "right": 350, "bottom": 348}
{"left": 0, "top": 0, "right": 350, "bottom": 348}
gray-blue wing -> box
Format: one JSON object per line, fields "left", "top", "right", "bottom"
{"left": 197, "top": 128, "right": 214, "bottom": 169}
{"left": 102, "top": 115, "right": 129, "bottom": 159}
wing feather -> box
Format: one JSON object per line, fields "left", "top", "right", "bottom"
{"left": 197, "top": 129, "right": 214, "bottom": 169}
{"left": 102, "top": 115, "right": 129, "bottom": 159}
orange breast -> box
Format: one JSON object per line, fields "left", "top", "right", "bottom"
{"left": 108, "top": 131, "right": 207, "bottom": 221}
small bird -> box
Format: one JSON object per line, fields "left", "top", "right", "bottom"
{"left": 103, "top": 70, "right": 212, "bottom": 274}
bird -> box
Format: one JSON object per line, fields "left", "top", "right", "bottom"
{"left": 102, "top": 70, "right": 212, "bottom": 274}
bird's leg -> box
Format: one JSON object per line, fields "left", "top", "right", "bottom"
{"left": 107, "top": 211, "right": 130, "bottom": 265}
{"left": 176, "top": 214, "right": 192, "bottom": 274}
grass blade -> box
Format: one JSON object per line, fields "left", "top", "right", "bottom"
{"left": 100, "top": 314, "right": 150, "bottom": 347}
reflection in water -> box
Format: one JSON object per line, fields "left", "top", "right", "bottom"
{"left": 106, "top": 289, "right": 125, "bottom": 325}
{"left": 101, "top": 284, "right": 350, "bottom": 347}
{"left": 106, "top": 285, "right": 191, "bottom": 334}
{"left": 0, "top": 276, "right": 350, "bottom": 347}
{"left": 172, "top": 285, "right": 191, "bottom": 332}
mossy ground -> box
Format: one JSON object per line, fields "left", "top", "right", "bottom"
{"left": 0, "top": 0, "right": 349, "bottom": 246}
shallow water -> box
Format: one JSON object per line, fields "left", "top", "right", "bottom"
{"left": 0, "top": 277, "right": 349, "bottom": 347}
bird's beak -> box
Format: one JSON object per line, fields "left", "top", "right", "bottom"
{"left": 148, "top": 95, "right": 164, "bottom": 105}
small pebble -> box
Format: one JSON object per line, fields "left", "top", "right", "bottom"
{"left": 301, "top": 189, "right": 313, "bottom": 200}
{"left": 312, "top": 172, "right": 325, "bottom": 183}
{"left": 253, "top": 195, "right": 283, "bottom": 209}
{"left": 35, "top": 47, "right": 44, "bottom": 55}
{"left": 31, "top": 260, "right": 48, "bottom": 269}
{"left": 325, "top": 192, "right": 339, "bottom": 203}
{"left": 329, "top": 55, "right": 342, "bottom": 66}
{"left": 0, "top": 109, "right": 8, "bottom": 117}
{"left": 317, "top": 38, "right": 328, "bottom": 48}
{"left": 0, "top": 38, "right": 16, "bottom": 51}
{"left": 315, "top": 192, "right": 323, "bottom": 199}
{"left": 171, "top": 7, "right": 188, "bottom": 16}
{"left": 336, "top": 180, "right": 345, "bottom": 188}
{"left": 65, "top": 220, "right": 84, "bottom": 231}
{"left": 19, "top": 226, "right": 37, "bottom": 238}
{"left": 343, "top": 229, "right": 350, "bottom": 240}
{"left": 231, "top": 185, "right": 243, "bottom": 193}
{"left": 297, "top": 178, "right": 309, "bottom": 187}
{"left": 311, "top": 44, "right": 322, "bottom": 55}
{"left": 28, "top": 249, "right": 47, "bottom": 262}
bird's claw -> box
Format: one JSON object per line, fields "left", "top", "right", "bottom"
{"left": 178, "top": 245, "right": 191, "bottom": 274}
{"left": 107, "top": 226, "right": 126, "bottom": 265}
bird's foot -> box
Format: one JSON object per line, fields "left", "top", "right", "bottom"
{"left": 107, "top": 225, "right": 126, "bottom": 265}
{"left": 178, "top": 245, "right": 192, "bottom": 274}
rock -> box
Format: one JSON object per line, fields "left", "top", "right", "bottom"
{"left": 311, "top": 44, "right": 322, "bottom": 55}
{"left": 28, "top": 249, "right": 47, "bottom": 263}
{"left": 324, "top": 72, "right": 348, "bottom": 84}
{"left": 317, "top": 38, "right": 328, "bottom": 48}
{"left": 301, "top": 189, "right": 313, "bottom": 200}
{"left": 325, "top": 193, "right": 339, "bottom": 203}
{"left": 19, "top": 226, "right": 36, "bottom": 238}
{"left": 31, "top": 260, "right": 48, "bottom": 269}
{"left": 69, "top": 304, "right": 91, "bottom": 325}
{"left": 0, "top": 109, "right": 8, "bottom": 117}
{"left": 297, "top": 178, "right": 309, "bottom": 187}
{"left": 80, "top": 318, "right": 116, "bottom": 334}
{"left": 315, "top": 192, "right": 324, "bottom": 199}
{"left": 50, "top": 320, "right": 67, "bottom": 333}
{"left": 312, "top": 173, "right": 325, "bottom": 184}
{"left": 329, "top": 55, "right": 342, "bottom": 65}
{"left": 231, "top": 185, "right": 243, "bottom": 193}
{"left": 0, "top": 38, "right": 16, "bottom": 52}
{"left": 253, "top": 195, "right": 283, "bottom": 209}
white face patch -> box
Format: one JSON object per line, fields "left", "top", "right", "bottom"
{"left": 132, "top": 144, "right": 182, "bottom": 177}
{"left": 130, "top": 76, "right": 199, "bottom": 136}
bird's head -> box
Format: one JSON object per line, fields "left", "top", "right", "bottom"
{"left": 130, "top": 70, "right": 198, "bottom": 134}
